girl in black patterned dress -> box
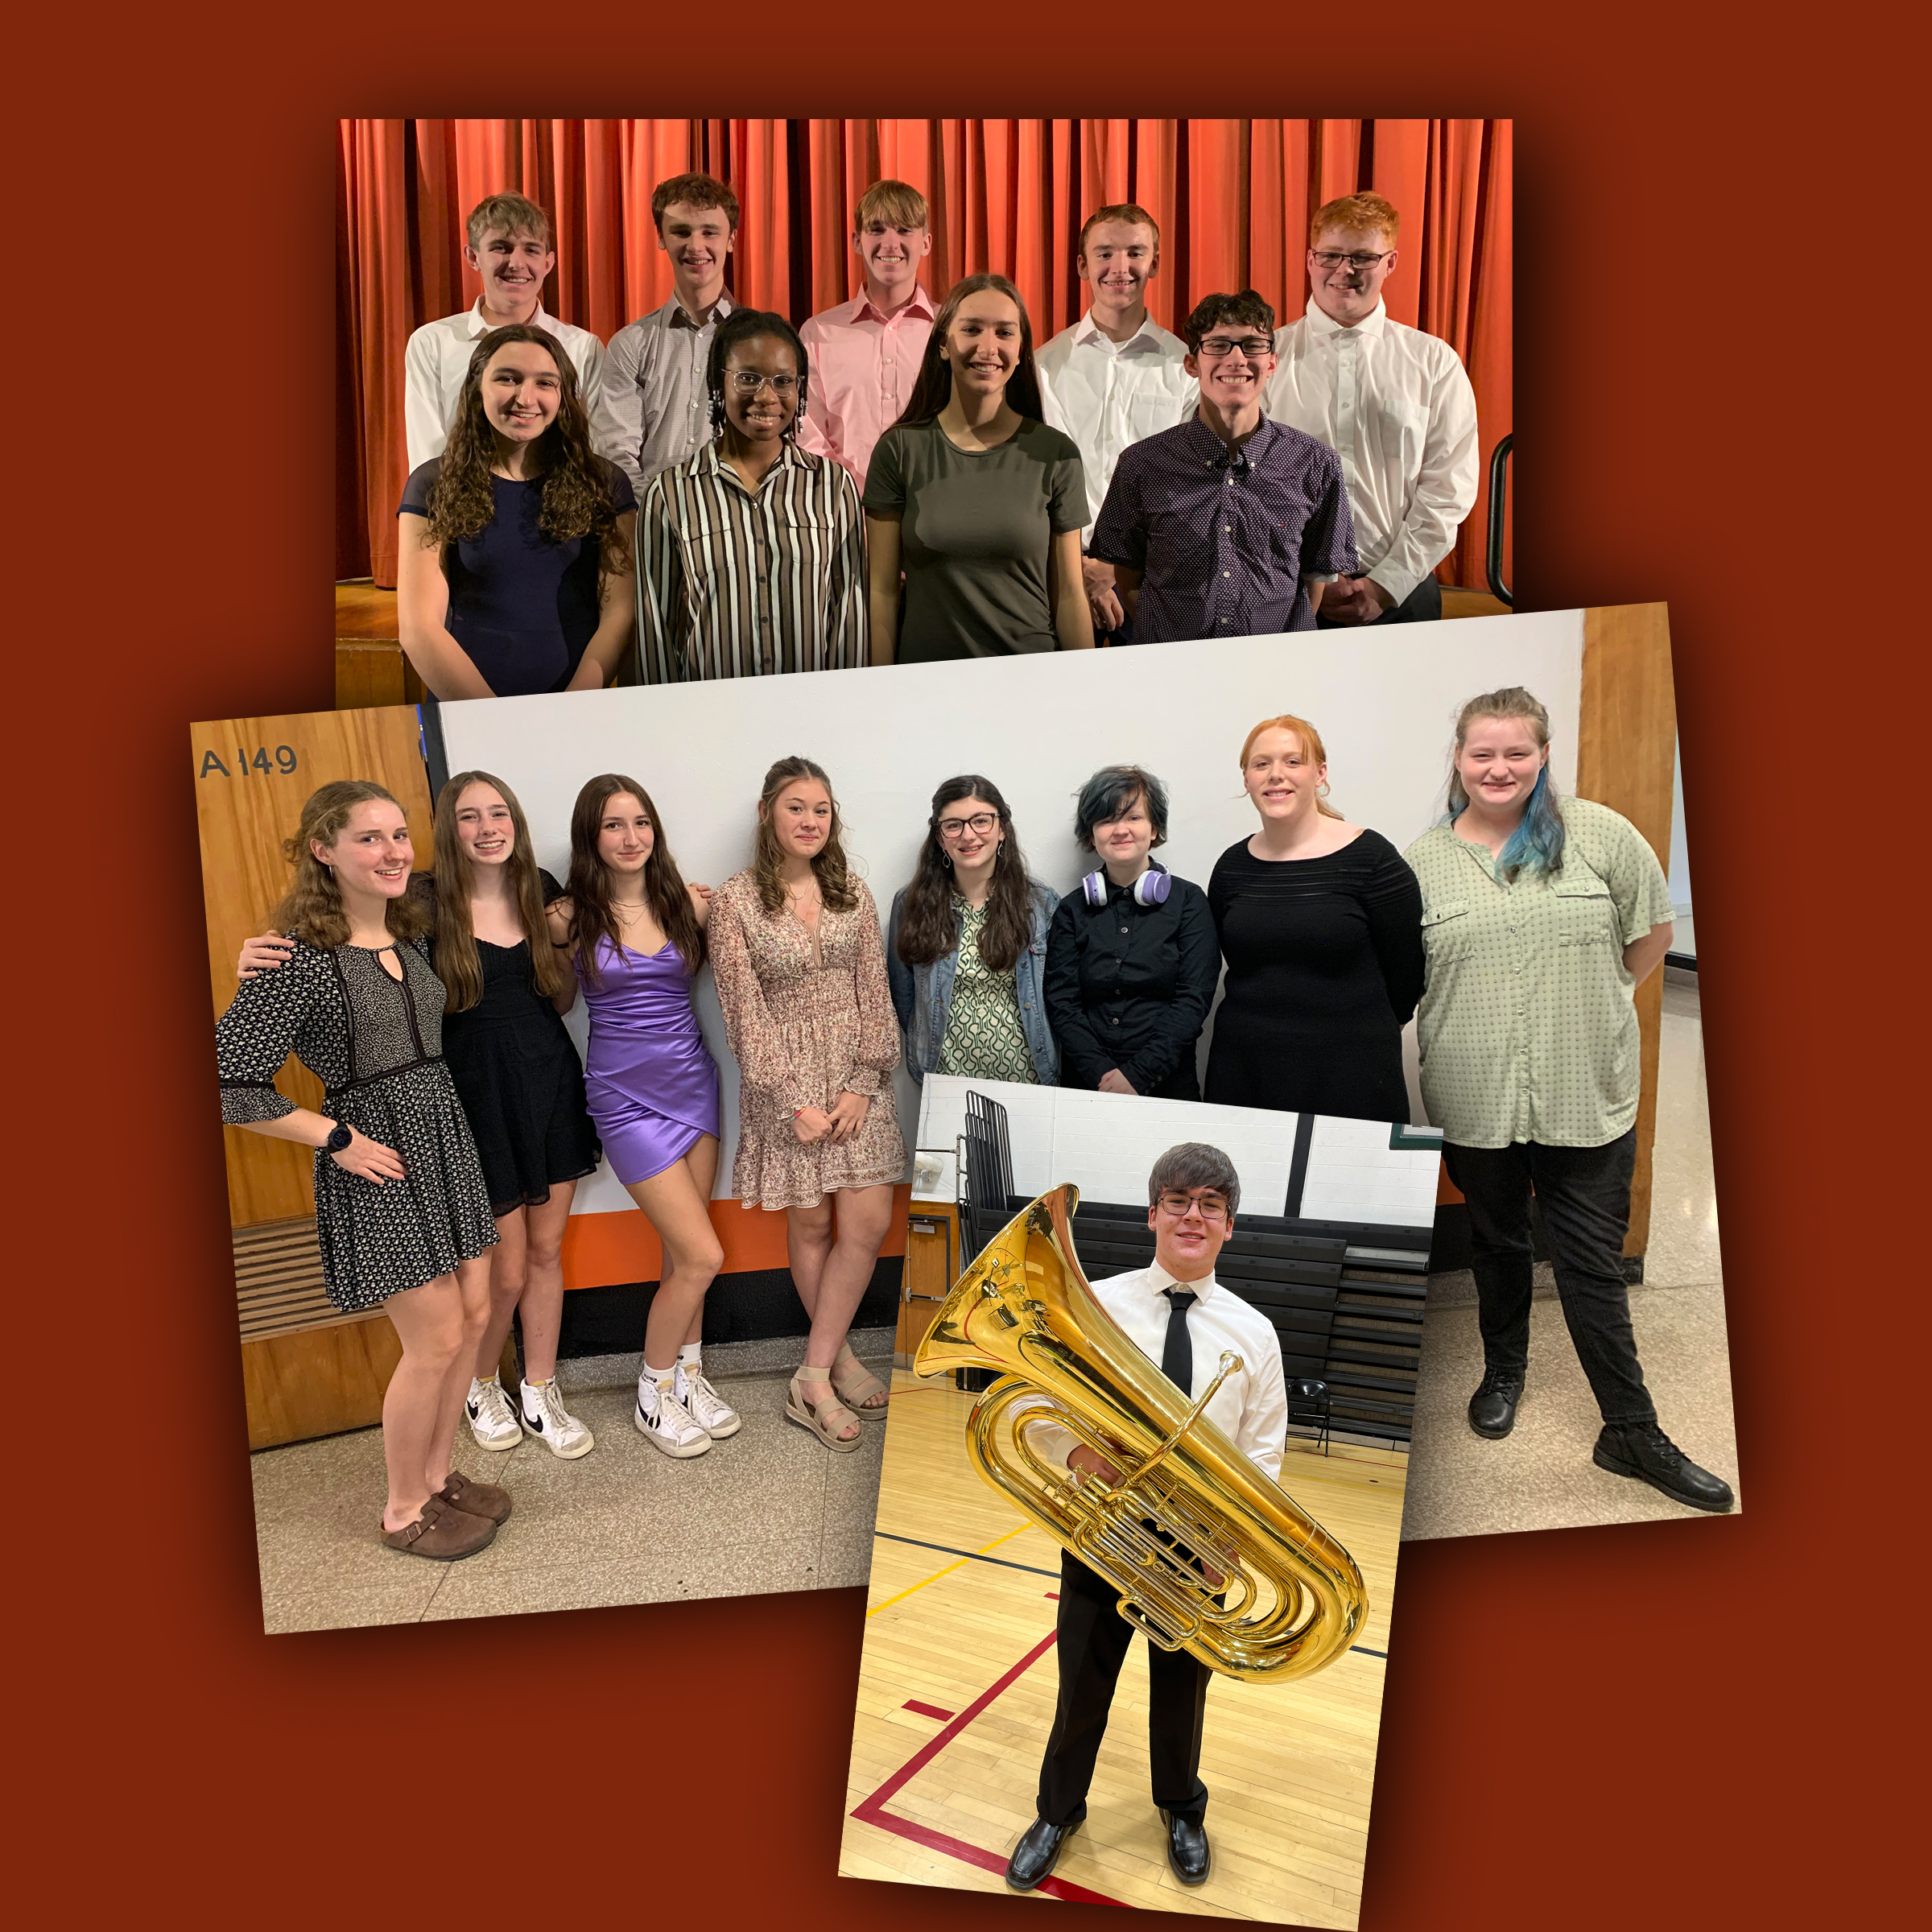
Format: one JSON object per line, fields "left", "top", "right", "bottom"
{"left": 240, "top": 774, "right": 604, "bottom": 1463}
{"left": 216, "top": 782, "right": 504, "bottom": 1562}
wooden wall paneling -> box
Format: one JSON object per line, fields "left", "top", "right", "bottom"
{"left": 239, "top": 1313, "right": 403, "bottom": 1451}
{"left": 898, "top": 1203, "right": 960, "bottom": 1362}
{"left": 192, "top": 705, "right": 436, "bottom": 1227}
{"left": 1575, "top": 603, "right": 1677, "bottom": 1262}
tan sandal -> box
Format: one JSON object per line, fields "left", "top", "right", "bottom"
{"left": 786, "top": 1365, "right": 864, "bottom": 1451}
{"left": 831, "top": 1340, "right": 890, "bottom": 1415}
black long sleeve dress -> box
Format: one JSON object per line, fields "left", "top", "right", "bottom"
{"left": 1043, "top": 864, "right": 1220, "bottom": 1100}
{"left": 1202, "top": 830, "right": 1425, "bottom": 1123}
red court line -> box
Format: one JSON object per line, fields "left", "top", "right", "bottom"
{"left": 852, "top": 1629, "right": 1128, "bottom": 1909}
{"left": 902, "top": 1701, "right": 955, "bottom": 1721}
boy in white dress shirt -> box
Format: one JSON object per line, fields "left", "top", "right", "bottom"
{"left": 1264, "top": 192, "right": 1480, "bottom": 625}
{"left": 402, "top": 192, "right": 605, "bottom": 469}
{"left": 1006, "top": 1143, "right": 1286, "bottom": 1894}
{"left": 1035, "top": 204, "right": 1198, "bottom": 643}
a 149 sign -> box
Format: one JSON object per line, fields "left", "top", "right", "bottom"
{"left": 200, "top": 745, "right": 299, "bottom": 778}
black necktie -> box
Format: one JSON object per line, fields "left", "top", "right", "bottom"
{"left": 1160, "top": 1289, "right": 1197, "bottom": 1396}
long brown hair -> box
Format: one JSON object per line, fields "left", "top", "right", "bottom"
{"left": 424, "top": 324, "right": 629, "bottom": 577}
{"left": 894, "top": 274, "right": 1045, "bottom": 427}
{"left": 1240, "top": 714, "right": 1344, "bottom": 820}
{"left": 267, "top": 780, "right": 432, "bottom": 950}
{"left": 894, "top": 775, "right": 1038, "bottom": 973}
{"left": 752, "top": 756, "right": 859, "bottom": 916}
{"left": 564, "top": 774, "right": 705, "bottom": 989}
{"left": 429, "top": 770, "right": 572, "bottom": 1012}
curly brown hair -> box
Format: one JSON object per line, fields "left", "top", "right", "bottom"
{"left": 423, "top": 324, "right": 630, "bottom": 579}
{"left": 267, "top": 780, "right": 432, "bottom": 950}
{"left": 751, "top": 756, "right": 859, "bottom": 916}
{"left": 563, "top": 774, "right": 706, "bottom": 990}
{"left": 429, "top": 770, "right": 572, "bottom": 1013}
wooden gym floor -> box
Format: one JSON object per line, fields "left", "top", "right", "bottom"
{"left": 839, "top": 1371, "right": 1406, "bottom": 1924}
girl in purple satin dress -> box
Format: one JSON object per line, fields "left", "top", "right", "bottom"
{"left": 547, "top": 774, "right": 737, "bottom": 1461}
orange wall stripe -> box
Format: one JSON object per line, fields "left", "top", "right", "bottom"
{"left": 559, "top": 1184, "right": 914, "bottom": 1292}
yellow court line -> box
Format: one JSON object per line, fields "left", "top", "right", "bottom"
{"left": 865, "top": 1523, "right": 1034, "bottom": 1618}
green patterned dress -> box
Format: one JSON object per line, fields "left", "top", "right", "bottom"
{"left": 936, "top": 899, "right": 1039, "bottom": 1083}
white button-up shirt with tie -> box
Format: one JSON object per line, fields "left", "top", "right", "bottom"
{"left": 402, "top": 299, "right": 607, "bottom": 470}
{"left": 1036, "top": 312, "right": 1199, "bottom": 536}
{"left": 1026, "top": 1260, "right": 1288, "bottom": 1484}
{"left": 591, "top": 295, "right": 735, "bottom": 500}
{"left": 1264, "top": 296, "right": 1480, "bottom": 607}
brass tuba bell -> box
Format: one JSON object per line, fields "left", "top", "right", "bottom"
{"left": 914, "top": 1184, "right": 1366, "bottom": 1685}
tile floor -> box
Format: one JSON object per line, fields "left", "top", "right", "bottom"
{"left": 250, "top": 1359, "right": 887, "bottom": 1635}
{"left": 1402, "top": 978, "right": 1739, "bottom": 1539}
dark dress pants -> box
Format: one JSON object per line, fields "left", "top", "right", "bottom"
{"left": 1316, "top": 574, "right": 1443, "bottom": 628}
{"left": 1036, "top": 1551, "right": 1212, "bottom": 1827}
{"left": 1442, "top": 1129, "right": 1657, "bottom": 1427}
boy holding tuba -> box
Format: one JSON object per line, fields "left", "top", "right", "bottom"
{"left": 1006, "top": 1143, "right": 1288, "bottom": 1893}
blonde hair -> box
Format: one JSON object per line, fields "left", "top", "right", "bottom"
{"left": 855, "top": 180, "right": 928, "bottom": 232}
{"left": 268, "top": 780, "right": 431, "bottom": 949}
{"left": 1443, "top": 687, "right": 1566, "bottom": 880}
{"left": 1239, "top": 715, "right": 1342, "bottom": 819}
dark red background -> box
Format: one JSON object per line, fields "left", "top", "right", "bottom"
{"left": 19, "top": 10, "right": 1912, "bottom": 1926}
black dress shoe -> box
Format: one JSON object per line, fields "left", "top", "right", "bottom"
{"left": 1467, "top": 1369, "right": 1524, "bottom": 1439}
{"left": 1006, "top": 1817, "right": 1076, "bottom": 1891}
{"left": 1592, "top": 1423, "right": 1736, "bottom": 1512}
{"left": 1159, "top": 1808, "right": 1212, "bottom": 1885}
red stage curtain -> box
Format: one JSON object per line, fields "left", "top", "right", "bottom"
{"left": 338, "top": 118, "right": 1510, "bottom": 593}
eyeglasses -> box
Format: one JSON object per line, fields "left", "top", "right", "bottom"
{"left": 1195, "top": 336, "right": 1274, "bottom": 361}
{"left": 1155, "top": 1191, "right": 1231, "bottom": 1224}
{"left": 725, "top": 371, "right": 799, "bottom": 395}
{"left": 1311, "top": 250, "right": 1393, "bottom": 270}
{"left": 936, "top": 812, "right": 999, "bottom": 840}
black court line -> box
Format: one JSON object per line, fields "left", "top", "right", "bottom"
{"left": 874, "top": 1532, "right": 1392, "bottom": 1659}
{"left": 874, "top": 1531, "right": 1060, "bottom": 1578}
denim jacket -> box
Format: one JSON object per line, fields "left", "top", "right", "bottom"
{"left": 886, "top": 881, "right": 1060, "bottom": 1085}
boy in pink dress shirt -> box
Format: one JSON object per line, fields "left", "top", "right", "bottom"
{"left": 796, "top": 180, "right": 935, "bottom": 489}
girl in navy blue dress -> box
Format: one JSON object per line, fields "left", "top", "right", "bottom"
{"left": 398, "top": 322, "right": 637, "bottom": 699}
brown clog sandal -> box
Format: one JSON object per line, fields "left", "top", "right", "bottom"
{"left": 438, "top": 1470, "right": 513, "bottom": 1525}
{"left": 380, "top": 1492, "right": 497, "bottom": 1561}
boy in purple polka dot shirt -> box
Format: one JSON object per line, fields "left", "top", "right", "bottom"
{"left": 1089, "top": 291, "right": 1357, "bottom": 644}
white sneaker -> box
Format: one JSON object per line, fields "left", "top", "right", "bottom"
{"left": 676, "top": 1362, "right": 742, "bottom": 1439}
{"left": 519, "top": 1379, "right": 596, "bottom": 1460}
{"left": 634, "top": 1377, "right": 712, "bottom": 1459}
{"left": 465, "top": 1377, "right": 522, "bottom": 1452}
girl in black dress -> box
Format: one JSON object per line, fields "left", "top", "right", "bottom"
{"left": 1203, "top": 713, "right": 1425, "bottom": 1123}
{"left": 217, "top": 782, "right": 504, "bottom": 1561}
{"left": 241, "top": 772, "right": 602, "bottom": 1461}
{"left": 1044, "top": 764, "right": 1220, "bottom": 1100}
{"left": 398, "top": 324, "right": 638, "bottom": 699}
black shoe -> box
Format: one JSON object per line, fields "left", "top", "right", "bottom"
{"left": 1592, "top": 1423, "right": 1735, "bottom": 1513}
{"left": 1159, "top": 1809, "right": 1212, "bottom": 1885}
{"left": 1467, "top": 1369, "right": 1524, "bottom": 1439}
{"left": 1006, "top": 1817, "right": 1076, "bottom": 1891}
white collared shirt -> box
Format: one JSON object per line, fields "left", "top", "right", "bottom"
{"left": 402, "top": 299, "right": 607, "bottom": 470}
{"left": 591, "top": 294, "right": 737, "bottom": 498}
{"left": 1024, "top": 1259, "right": 1288, "bottom": 1484}
{"left": 1036, "top": 311, "right": 1198, "bottom": 534}
{"left": 1264, "top": 296, "right": 1480, "bottom": 606}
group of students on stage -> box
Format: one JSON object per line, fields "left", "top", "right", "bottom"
{"left": 394, "top": 173, "right": 1484, "bottom": 699}
{"left": 214, "top": 684, "right": 1732, "bottom": 1563}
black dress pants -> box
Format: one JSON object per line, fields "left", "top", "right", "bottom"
{"left": 1442, "top": 1129, "right": 1657, "bottom": 1428}
{"left": 1036, "top": 1551, "right": 1212, "bottom": 1827}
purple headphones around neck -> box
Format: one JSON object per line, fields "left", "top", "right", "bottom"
{"left": 1081, "top": 860, "right": 1171, "bottom": 911}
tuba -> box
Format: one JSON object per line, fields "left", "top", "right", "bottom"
{"left": 914, "top": 1184, "right": 1365, "bottom": 1686}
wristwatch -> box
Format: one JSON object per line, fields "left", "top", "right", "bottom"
{"left": 321, "top": 1121, "right": 353, "bottom": 1154}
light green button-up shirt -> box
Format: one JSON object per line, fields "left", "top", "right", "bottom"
{"left": 1403, "top": 796, "right": 1673, "bottom": 1150}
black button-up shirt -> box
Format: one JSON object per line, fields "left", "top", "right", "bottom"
{"left": 1042, "top": 864, "right": 1221, "bottom": 1096}
{"left": 1088, "top": 415, "right": 1357, "bottom": 642}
